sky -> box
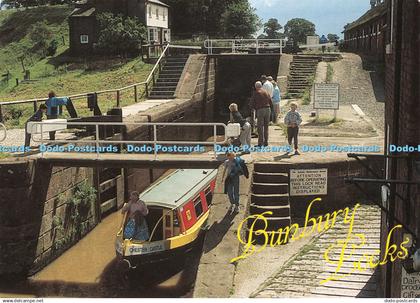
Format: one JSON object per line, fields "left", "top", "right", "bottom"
{"left": 249, "top": 0, "right": 372, "bottom": 38}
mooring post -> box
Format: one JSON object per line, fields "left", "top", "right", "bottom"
{"left": 33, "top": 101, "right": 37, "bottom": 113}
{"left": 116, "top": 90, "right": 120, "bottom": 107}
{"left": 134, "top": 85, "right": 138, "bottom": 103}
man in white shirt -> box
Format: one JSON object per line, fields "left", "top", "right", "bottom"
{"left": 261, "top": 75, "right": 274, "bottom": 98}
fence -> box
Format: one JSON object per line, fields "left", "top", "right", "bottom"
{"left": 204, "top": 39, "right": 286, "bottom": 55}
{"left": 0, "top": 43, "right": 172, "bottom": 124}
{"left": 29, "top": 121, "right": 228, "bottom": 159}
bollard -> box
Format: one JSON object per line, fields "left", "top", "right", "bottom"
{"left": 116, "top": 90, "right": 121, "bottom": 107}
{"left": 134, "top": 85, "right": 138, "bottom": 103}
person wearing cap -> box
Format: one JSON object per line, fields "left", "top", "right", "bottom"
{"left": 250, "top": 81, "right": 273, "bottom": 146}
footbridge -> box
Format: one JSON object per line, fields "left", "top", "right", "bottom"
{"left": 3, "top": 121, "right": 236, "bottom": 169}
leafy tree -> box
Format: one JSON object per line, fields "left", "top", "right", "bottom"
{"left": 96, "top": 13, "right": 146, "bottom": 55}
{"left": 327, "top": 33, "right": 340, "bottom": 43}
{"left": 263, "top": 18, "right": 283, "bottom": 39}
{"left": 284, "top": 18, "right": 316, "bottom": 44}
{"left": 220, "top": 1, "right": 261, "bottom": 38}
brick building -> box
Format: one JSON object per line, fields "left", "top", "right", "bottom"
{"left": 69, "top": 0, "right": 171, "bottom": 55}
{"left": 344, "top": 0, "right": 419, "bottom": 297}
{"left": 380, "top": 0, "right": 420, "bottom": 298}
{"left": 343, "top": 0, "right": 387, "bottom": 59}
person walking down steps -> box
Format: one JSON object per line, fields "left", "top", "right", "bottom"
{"left": 222, "top": 152, "right": 249, "bottom": 214}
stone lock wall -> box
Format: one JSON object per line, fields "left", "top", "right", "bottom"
{"left": 0, "top": 160, "right": 96, "bottom": 277}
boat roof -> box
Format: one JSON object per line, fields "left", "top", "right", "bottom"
{"left": 140, "top": 169, "right": 218, "bottom": 209}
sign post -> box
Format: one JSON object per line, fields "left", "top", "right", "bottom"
{"left": 314, "top": 83, "right": 340, "bottom": 119}
{"left": 290, "top": 168, "right": 328, "bottom": 196}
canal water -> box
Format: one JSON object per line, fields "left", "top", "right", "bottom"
{"left": 0, "top": 211, "right": 204, "bottom": 298}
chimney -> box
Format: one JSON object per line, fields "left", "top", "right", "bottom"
{"left": 370, "top": 0, "right": 376, "bottom": 8}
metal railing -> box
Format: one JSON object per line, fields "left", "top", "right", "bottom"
{"left": 29, "top": 121, "right": 227, "bottom": 159}
{"left": 0, "top": 123, "right": 6, "bottom": 143}
{"left": 204, "top": 39, "right": 286, "bottom": 55}
{"left": 0, "top": 44, "right": 172, "bottom": 123}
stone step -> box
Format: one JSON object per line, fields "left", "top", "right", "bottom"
{"left": 252, "top": 182, "right": 288, "bottom": 195}
{"left": 159, "top": 75, "right": 181, "bottom": 79}
{"left": 250, "top": 204, "right": 290, "bottom": 217}
{"left": 149, "top": 91, "right": 175, "bottom": 96}
{"left": 254, "top": 162, "right": 291, "bottom": 173}
{"left": 251, "top": 193, "right": 289, "bottom": 206}
{"left": 247, "top": 216, "right": 291, "bottom": 231}
{"left": 253, "top": 172, "right": 288, "bottom": 184}
{"left": 156, "top": 79, "right": 179, "bottom": 84}
{"left": 150, "top": 85, "right": 177, "bottom": 91}
{"left": 160, "top": 71, "right": 183, "bottom": 76}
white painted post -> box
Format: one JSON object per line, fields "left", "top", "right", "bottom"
{"left": 213, "top": 125, "right": 217, "bottom": 159}
{"left": 153, "top": 124, "right": 158, "bottom": 160}
{"left": 256, "top": 39, "right": 259, "bottom": 54}
{"left": 41, "top": 123, "right": 44, "bottom": 158}
{"left": 95, "top": 124, "right": 99, "bottom": 159}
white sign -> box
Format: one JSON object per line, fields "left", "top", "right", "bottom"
{"left": 290, "top": 168, "right": 328, "bottom": 196}
{"left": 127, "top": 241, "right": 165, "bottom": 256}
{"left": 314, "top": 83, "right": 340, "bottom": 110}
{"left": 401, "top": 267, "right": 420, "bottom": 298}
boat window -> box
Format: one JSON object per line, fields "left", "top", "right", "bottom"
{"left": 194, "top": 197, "right": 203, "bottom": 218}
{"left": 205, "top": 187, "right": 213, "bottom": 206}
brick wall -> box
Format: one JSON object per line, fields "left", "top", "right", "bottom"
{"left": 381, "top": 0, "right": 420, "bottom": 297}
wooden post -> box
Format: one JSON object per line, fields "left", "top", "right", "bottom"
{"left": 116, "top": 90, "right": 120, "bottom": 107}
{"left": 152, "top": 72, "right": 155, "bottom": 85}
{"left": 0, "top": 105, "right": 3, "bottom": 123}
{"left": 134, "top": 85, "right": 138, "bottom": 103}
{"left": 94, "top": 167, "right": 102, "bottom": 223}
{"left": 33, "top": 101, "right": 37, "bottom": 113}
{"left": 145, "top": 83, "right": 149, "bottom": 97}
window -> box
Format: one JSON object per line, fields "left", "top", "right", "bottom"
{"left": 80, "top": 35, "right": 89, "bottom": 44}
{"left": 148, "top": 28, "right": 156, "bottom": 42}
{"left": 156, "top": 8, "right": 159, "bottom": 19}
{"left": 148, "top": 6, "right": 152, "bottom": 18}
{"left": 163, "top": 10, "right": 166, "bottom": 21}
{"left": 194, "top": 197, "right": 203, "bottom": 218}
{"left": 205, "top": 187, "right": 213, "bottom": 206}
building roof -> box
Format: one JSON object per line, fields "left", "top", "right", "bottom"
{"left": 140, "top": 169, "right": 217, "bottom": 209}
{"left": 343, "top": 3, "right": 387, "bottom": 32}
{"left": 148, "top": 0, "right": 170, "bottom": 8}
{"left": 70, "top": 7, "right": 96, "bottom": 17}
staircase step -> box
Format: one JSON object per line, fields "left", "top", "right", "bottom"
{"left": 245, "top": 229, "right": 290, "bottom": 246}
{"left": 151, "top": 86, "right": 177, "bottom": 91}
{"left": 254, "top": 163, "right": 291, "bottom": 173}
{"left": 251, "top": 194, "right": 289, "bottom": 206}
{"left": 252, "top": 183, "right": 288, "bottom": 195}
{"left": 247, "top": 216, "right": 291, "bottom": 231}
{"left": 250, "top": 204, "right": 291, "bottom": 217}
{"left": 157, "top": 79, "right": 179, "bottom": 84}
{"left": 253, "top": 172, "right": 288, "bottom": 184}
{"left": 148, "top": 95, "right": 176, "bottom": 100}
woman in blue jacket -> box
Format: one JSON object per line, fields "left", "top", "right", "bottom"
{"left": 45, "top": 91, "right": 69, "bottom": 140}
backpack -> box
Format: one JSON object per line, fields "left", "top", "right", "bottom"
{"left": 235, "top": 157, "right": 249, "bottom": 179}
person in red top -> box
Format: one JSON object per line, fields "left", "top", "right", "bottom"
{"left": 250, "top": 81, "right": 273, "bottom": 146}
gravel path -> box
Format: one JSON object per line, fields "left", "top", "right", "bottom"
{"left": 330, "top": 53, "right": 385, "bottom": 132}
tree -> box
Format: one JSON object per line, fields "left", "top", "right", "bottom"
{"left": 96, "top": 13, "right": 147, "bottom": 55}
{"left": 284, "top": 18, "right": 316, "bottom": 44}
{"left": 327, "top": 33, "right": 340, "bottom": 43}
{"left": 220, "top": 1, "right": 261, "bottom": 38}
{"left": 263, "top": 18, "right": 283, "bottom": 39}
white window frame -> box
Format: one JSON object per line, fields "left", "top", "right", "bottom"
{"left": 80, "top": 35, "right": 89, "bottom": 44}
{"left": 148, "top": 5, "right": 152, "bottom": 18}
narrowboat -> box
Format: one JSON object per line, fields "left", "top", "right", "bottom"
{"left": 115, "top": 168, "right": 218, "bottom": 268}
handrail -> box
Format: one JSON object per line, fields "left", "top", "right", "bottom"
{"left": 146, "top": 43, "right": 170, "bottom": 84}
{"left": 29, "top": 121, "right": 227, "bottom": 159}
{"left": 204, "top": 38, "right": 286, "bottom": 55}
{"left": 0, "top": 44, "right": 172, "bottom": 115}
{"left": 0, "top": 123, "right": 6, "bottom": 142}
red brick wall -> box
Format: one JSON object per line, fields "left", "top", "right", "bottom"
{"left": 382, "top": 0, "right": 420, "bottom": 298}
